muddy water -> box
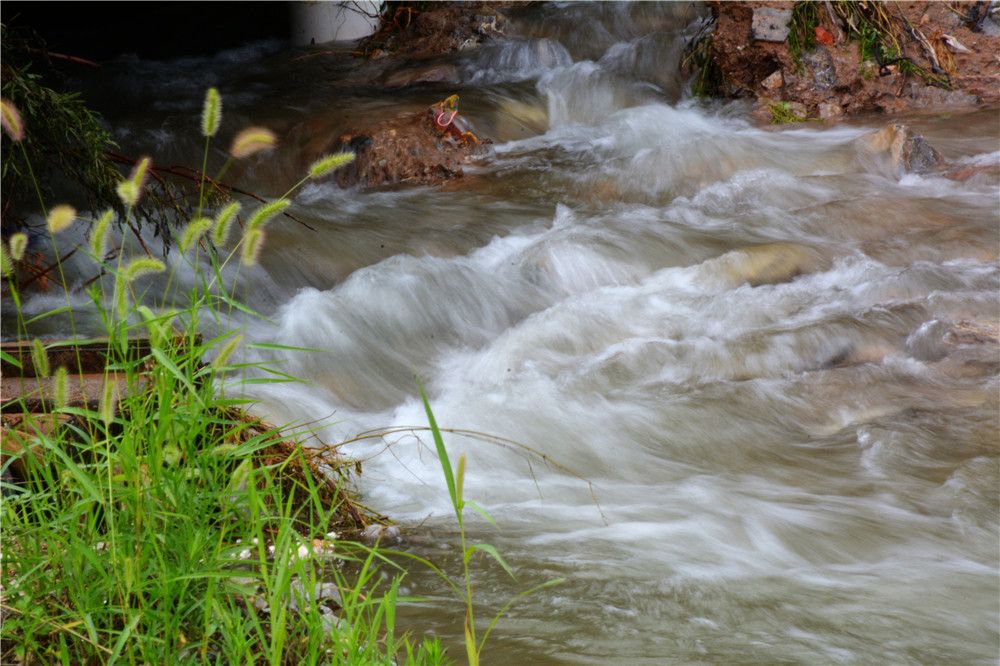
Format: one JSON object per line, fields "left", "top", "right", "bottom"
{"left": 21, "top": 2, "right": 1000, "bottom": 663}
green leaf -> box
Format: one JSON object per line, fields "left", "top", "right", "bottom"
{"left": 228, "top": 459, "right": 253, "bottom": 494}
{"left": 418, "top": 380, "right": 458, "bottom": 518}
{"left": 36, "top": 438, "right": 103, "bottom": 504}
{"left": 213, "top": 291, "right": 268, "bottom": 319}
{"left": 246, "top": 342, "right": 327, "bottom": 353}
{"left": 108, "top": 613, "right": 142, "bottom": 663}
{"left": 232, "top": 377, "right": 299, "bottom": 386}
{"left": 469, "top": 543, "right": 515, "bottom": 579}
{"left": 464, "top": 501, "right": 498, "bottom": 528}
{"left": 150, "top": 348, "right": 204, "bottom": 407}
{"left": 0, "top": 350, "right": 21, "bottom": 369}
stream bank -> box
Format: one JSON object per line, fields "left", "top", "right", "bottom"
{"left": 695, "top": 1, "right": 1000, "bottom": 121}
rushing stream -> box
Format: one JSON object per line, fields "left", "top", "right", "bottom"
{"left": 14, "top": 3, "right": 1000, "bottom": 663}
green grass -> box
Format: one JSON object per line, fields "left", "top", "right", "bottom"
{"left": 1, "top": 78, "right": 559, "bottom": 664}
{"left": 0, "top": 88, "right": 445, "bottom": 665}
{"left": 787, "top": 1, "right": 820, "bottom": 72}
{"left": 681, "top": 19, "right": 723, "bottom": 99}
{"left": 418, "top": 383, "right": 565, "bottom": 666}
{"left": 1, "top": 277, "right": 445, "bottom": 665}
{"left": 769, "top": 101, "right": 807, "bottom": 124}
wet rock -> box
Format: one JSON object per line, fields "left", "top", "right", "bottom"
{"left": 944, "top": 162, "right": 1000, "bottom": 182}
{"left": 980, "top": 15, "right": 1000, "bottom": 37}
{"left": 760, "top": 70, "right": 783, "bottom": 91}
{"left": 785, "top": 100, "right": 808, "bottom": 119}
{"left": 818, "top": 101, "right": 843, "bottom": 119}
{"left": 360, "top": 523, "right": 402, "bottom": 545}
{"left": 325, "top": 100, "right": 491, "bottom": 189}
{"left": 802, "top": 46, "right": 836, "bottom": 90}
{"left": 907, "top": 319, "right": 1000, "bottom": 378}
{"left": 491, "top": 98, "right": 549, "bottom": 142}
{"left": 856, "top": 123, "right": 942, "bottom": 179}
{"left": 751, "top": 7, "right": 791, "bottom": 42}
{"left": 383, "top": 63, "right": 460, "bottom": 88}
{"left": 707, "top": 243, "right": 825, "bottom": 288}
{"left": 289, "top": 580, "right": 342, "bottom": 612}
{"left": 906, "top": 83, "right": 980, "bottom": 111}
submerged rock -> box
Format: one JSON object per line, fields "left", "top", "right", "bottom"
{"left": 907, "top": 319, "right": 1000, "bottom": 379}
{"left": 705, "top": 242, "right": 826, "bottom": 288}
{"left": 856, "top": 123, "right": 942, "bottom": 179}
{"left": 360, "top": 523, "right": 402, "bottom": 545}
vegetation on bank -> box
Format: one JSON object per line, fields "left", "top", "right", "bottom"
{"left": 683, "top": 0, "right": 959, "bottom": 111}
{"left": 0, "top": 77, "right": 451, "bottom": 662}
{"left": 1, "top": 50, "right": 562, "bottom": 659}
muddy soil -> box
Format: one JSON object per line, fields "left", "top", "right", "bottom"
{"left": 705, "top": 1, "right": 1000, "bottom": 121}
{"left": 360, "top": 1, "right": 520, "bottom": 60}
{"left": 317, "top": 103, "right": 491, "bottom": 189}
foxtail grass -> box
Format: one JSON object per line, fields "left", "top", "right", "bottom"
{"left": 0, "top": 93, "right": 444, "bottom": 666}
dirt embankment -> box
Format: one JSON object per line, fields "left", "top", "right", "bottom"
{"left": 701, "top": 1, "right": 1000, "bottom": 121}
{"left": 359, "top": 1, "right": 519, "bottom": 60}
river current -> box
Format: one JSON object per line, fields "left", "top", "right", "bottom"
{"left": 17, "top": 3, "right": 1000, "bottom": 663}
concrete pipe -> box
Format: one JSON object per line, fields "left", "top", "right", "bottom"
{"left": 291, "top": 1, "right": 382, "bottom": 46}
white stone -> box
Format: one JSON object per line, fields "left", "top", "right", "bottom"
{"left": 752, "top": 7, "right": 792, "bottom": 42}
{"left": 761, "top": 70, "right": 783, "bottom": 90}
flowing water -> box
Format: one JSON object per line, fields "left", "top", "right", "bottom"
{"left": 14, "top": 3, "right": 1000, "bottom": 663}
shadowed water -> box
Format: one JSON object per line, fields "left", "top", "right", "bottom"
{"left": 10, "top": 3, "right": 999, "bottom": 663}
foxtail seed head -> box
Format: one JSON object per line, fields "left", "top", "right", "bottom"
{"left": 0, "top": 244, "right": 11, "bottom": 278}
{"left": 9, "top": 233, "right": 28, "bottom": 261}
{"left": 122, "top": 257, "right": 166, "bottom": 283}
{"left": 240, "top": 228, "right": 266, "bottom": 267}
{"left": 212, "top": 334, "right": 243, "bottom": 370}
{"left": 130, "top": 156, "right": 151, "bottom": 190}
{"left": 117, "top": 157, "right": 151, "bottom": 206}
{"left": 31, "top": 339, "right": 50, "bottom": 378}
{"left": 212, "top": 201, "right": 241, "bottom": 246}
{"left": 180, "top": 217, "right": 213, "bottom": 252}
{"left": 246, "top": 199, "right": 290, "bottom": 232}
{"left": 46, "top": 205, "right": 76, "bottom": 234}
{"left": 113, "top": 273, "right": 129, "bottom": 320}
{"left": 89, "top": 209, "right": 114, "bottom": 260}
{"left": 54, "top": 366, "right": 69, "bottom": 409}
{"left": 116, "top": 181, "right": 139, "bottom": 207}
{"left": 308, "top": 152, "right": 354, "bottom": 179}
{"left": 99, "top": 378, "right": 117, "bottom": 427}
{"left": 201, "top": 87, "right": 222, "bottom": 138}
{"left": 230, "top": 126, "right": 276, "bottom": 159}
{"left": 0, "top": 98, "right": 24, "bottom": 142}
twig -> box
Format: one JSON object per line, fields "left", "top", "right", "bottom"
{"left": 290, "top": 50, "right": 341, "bottom": 63}
{"left": 0, "top": 603, "right": 114, "bottom": 655}
{"left": 25, "top": 47, "right": 101, "bottom": 68}
{"left": 126, "top": 220, "right": 154, "bottom": 258}
{"left": 105, "top": 152, "right": 317, "bottom": 232}
{"left": 16, "top": 246, "right": 80, "bottom": 291}
{"left": 78, "top": 248, "right": 119, "bottom": 290}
